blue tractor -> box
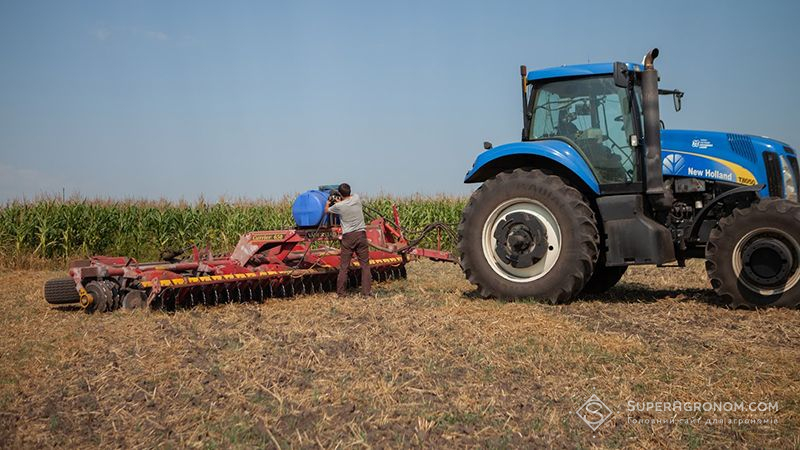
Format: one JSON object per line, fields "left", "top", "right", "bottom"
{"left": 458, "top": 49, "right": 800, "bottom": 307}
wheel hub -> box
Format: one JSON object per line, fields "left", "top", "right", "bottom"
{"left": 741, "top": 237, "right": 795, "bottom": 287}
{"left": 493, "top": 212, "right": 548, "bottom": 268}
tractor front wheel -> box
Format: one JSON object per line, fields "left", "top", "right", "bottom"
{"left": 706, "top": 198, "right": 800, "bottom": 308}
{"left": 457, "top": 169, "right": 598, "bottom": 303}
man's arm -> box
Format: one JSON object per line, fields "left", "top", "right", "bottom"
{"left": 326, "top": 197, "right": 340, "bottom": 214}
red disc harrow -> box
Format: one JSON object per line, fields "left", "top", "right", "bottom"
{"left": 43, "top": 206, "right": 456, "bottom": 313}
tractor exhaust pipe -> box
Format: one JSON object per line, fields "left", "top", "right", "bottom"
{"left": 520, "top": 65, "right": 530, "bottom": 140}
{"left": 640, "top": 48, "right": 671, "bottom": 209}
{"left": 643, "top": 47, "right": 659, "bottom": 69}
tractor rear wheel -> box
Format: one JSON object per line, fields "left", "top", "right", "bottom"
{"left": 706, "top": 198, "right": 800, "bottom": 308}
{"left": 581, "top": 263, "right": 627, "bottom": 295}
{"left": 458, "top": 169, "right": 598, "bottom": 303}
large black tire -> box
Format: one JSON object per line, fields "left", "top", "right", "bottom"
{"left": 44, "top": 277, "right": 80, "bottom": 304}
{"left": 706, "top": 198, "right": 800, "bottom": 308}
{"left": 457, "top": 169, "right": 598, "bottom": 303}
{"left": 581, "top": 263, "right": 627, "bottom": 295}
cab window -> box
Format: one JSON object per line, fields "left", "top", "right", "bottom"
{"left": 530, "top": 76, "right": 639, "bottom": 184}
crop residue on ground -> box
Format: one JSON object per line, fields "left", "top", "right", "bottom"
{"left": 0, "top": 261, "right": 797, "bottom": 448}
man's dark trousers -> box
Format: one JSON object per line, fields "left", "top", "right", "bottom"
{"left": 337, "top": 230, "right": 371, "bottom": 296}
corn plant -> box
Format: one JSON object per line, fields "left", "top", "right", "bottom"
{"left": 0, "top": 196, "right": 467, "bottom": 263}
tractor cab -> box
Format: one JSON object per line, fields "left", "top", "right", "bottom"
{"left": 523, "top": 67, "right": 643, "bottom": 186}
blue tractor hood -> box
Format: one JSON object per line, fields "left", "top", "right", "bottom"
{"left": 660, "top": 130, "right": 794, "bottom": 196}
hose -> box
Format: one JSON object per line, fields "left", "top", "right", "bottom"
{"left": 362, "top": 204, "right": 458, "bottom": 253}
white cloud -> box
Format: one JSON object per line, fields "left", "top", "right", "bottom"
{"left": 92, "top": 27, "right": 111, "bottom": 41}
{"left": 142, "top": 29, "right": 168, "bottom": 41}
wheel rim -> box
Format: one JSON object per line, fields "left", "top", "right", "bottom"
{"left": 732, "top": 228, "right": 800, "bottom": 296}
{"left": 482, "top": 198, "right": 562, "bottom": 282}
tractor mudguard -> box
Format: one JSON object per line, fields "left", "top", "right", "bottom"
{"left": 464, "top": 140, "right": 601, "bottom": 194}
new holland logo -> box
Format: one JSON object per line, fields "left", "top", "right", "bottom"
{"left": 662, "top": 153, "right": 685, "bottom": 175}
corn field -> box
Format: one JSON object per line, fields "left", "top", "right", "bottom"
{"left": 0, "top": 197, "right": 466, "bottom": 265}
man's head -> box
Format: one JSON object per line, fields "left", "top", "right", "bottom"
{"left": 338, "top": 183, "right": 351, "bottom": 197}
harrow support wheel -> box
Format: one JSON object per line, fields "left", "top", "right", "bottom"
{"left": 44, "top": 278, "right": 80, "bottom": 305}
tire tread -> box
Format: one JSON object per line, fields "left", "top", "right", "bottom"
{"left": 706, "top": 198, "right": 800, "bottom": 308}
{"left": 457, "top": 168, "right": 598, "bottom": 303}
{"left": 44, "top": 277, "right": 80, "bottom": 305}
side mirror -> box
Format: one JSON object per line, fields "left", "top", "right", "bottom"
{"left": 613, "top": 62, "right": 629, "bottom": 88}
{"left": 673, "top": 92, "right": 683, "bottom": 112}
{"left": 483, "top": 141, "right": 493, "bottom": 150}
{"left": 659, "top": 89, "right": 685, "bottom": 112}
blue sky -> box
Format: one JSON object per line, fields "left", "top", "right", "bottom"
{"left": 1, "top": 0, "right": 798, "bottom": 202}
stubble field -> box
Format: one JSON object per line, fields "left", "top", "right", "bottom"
{"left": 0, "top": 260, "right": 797, "bottom": 449}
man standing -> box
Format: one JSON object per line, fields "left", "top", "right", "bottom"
{"left": 325, "top": 183, "right": 371, "bottom": 297}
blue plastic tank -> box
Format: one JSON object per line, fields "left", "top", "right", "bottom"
{"left": 292, "top": 190, "right": 330, "bottom": 227}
